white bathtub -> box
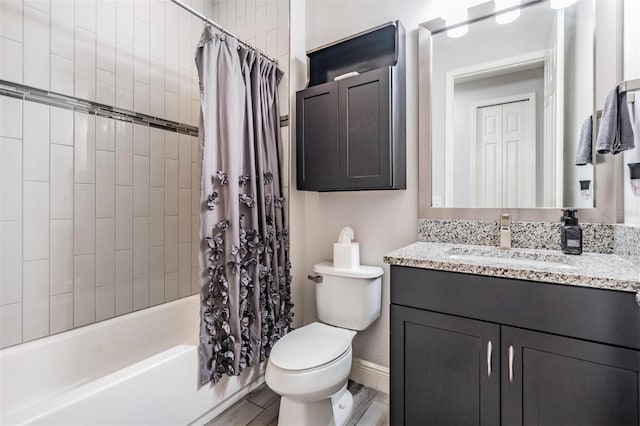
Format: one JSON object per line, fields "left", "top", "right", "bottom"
{"left": 0, "top": 295, "right": 266, "bottom": 425}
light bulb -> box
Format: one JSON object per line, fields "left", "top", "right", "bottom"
{"left": 443, "top": 3, "right": 469, "bottom": 38}
{"left": 550, "top": 0, "right": 578, "bottom": 10}
{"left": 447, "top": 25, "right": 469, "bottom": 38}
{"left": 494, "top": 0, "right": 521, "bottom": 24}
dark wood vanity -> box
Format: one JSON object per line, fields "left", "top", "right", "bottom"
{"left": 390, "top": 266, "right": 640, "bottom": 425}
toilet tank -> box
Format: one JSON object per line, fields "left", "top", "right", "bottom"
{"left": 312, "top": 262, "right": 383, "bottom": 331}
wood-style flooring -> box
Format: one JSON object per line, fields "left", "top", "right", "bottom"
{"left": 206, "top": 381, "right": 389, "bottom": 426}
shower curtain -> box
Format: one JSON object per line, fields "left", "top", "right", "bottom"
{"left": 195, "top": 26, "right": 293, "bottom": 385}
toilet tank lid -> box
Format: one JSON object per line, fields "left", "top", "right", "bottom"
{"left": 270, "top": 323, "right": 356, "bottom": 371}
{"left": 313, "top": 261, "right": 384, "bottom": 279}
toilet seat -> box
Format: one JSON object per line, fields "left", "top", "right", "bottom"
{"left": 269, "top": 322, "right": 356, "bottom": 371}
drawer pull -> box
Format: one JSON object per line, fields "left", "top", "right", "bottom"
{"left": 508, "top": 345, "right": 515, "bottom": 384}
{"left": 487, "top": 340, "right": 493, "bottom": 378}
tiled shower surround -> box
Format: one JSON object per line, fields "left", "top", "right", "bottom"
{"left": 0, "top": 0, "right": 290, "bottom": 349}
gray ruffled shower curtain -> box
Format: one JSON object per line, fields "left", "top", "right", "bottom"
{"left": 195, "top": 26, "right": 293, "bottom": 385}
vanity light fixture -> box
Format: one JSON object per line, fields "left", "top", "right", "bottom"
{"left": 579, "top": 180, "right": 591, "bottom": 200}
{"left": 628, "top": 163, "right": 640, "bottom": 196}
{"left": 494, "top": 0, "right": 521, "bottom": 24}
{"left": 550, "top": 0, "right": 578, "bottom": 9}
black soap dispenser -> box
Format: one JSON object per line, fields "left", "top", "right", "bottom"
{"left": 561, "top": 209, "right": 583, "bottom": 255}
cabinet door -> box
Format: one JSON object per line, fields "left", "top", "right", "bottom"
{"left": 338, "top": 67, "right": 392, "bottom": 189}
{"left": 391, "top": 305, "right": 500, "bottom": 426}
{"left": 296, "top": 81, "right": 339, "bottom": 190}
{"left": 502, "top": 326, "right": 640, "bottom": 425}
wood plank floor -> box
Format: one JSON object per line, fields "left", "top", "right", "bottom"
{"left": 206, "top": 381, "right": 388, "bottom": 426}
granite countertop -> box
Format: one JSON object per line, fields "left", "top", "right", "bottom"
{"left": 384, "top": 242, "right": 640, "bottom": 294}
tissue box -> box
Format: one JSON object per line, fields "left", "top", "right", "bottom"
{"left": 333, "top": 243, "right": 360, "bottom": 270}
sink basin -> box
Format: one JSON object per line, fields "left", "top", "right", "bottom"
{"left": 446, "top": 247, "right": 574, "bottom": 270}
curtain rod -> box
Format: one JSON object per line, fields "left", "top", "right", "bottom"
{"left": 169, "top": 0, "right": 278, "bottom": 65}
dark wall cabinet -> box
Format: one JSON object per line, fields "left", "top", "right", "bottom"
{"left": 390, "top": 266, "right": 640, "bottom": 426}
{"left": 296, "top": 22, "right": 405, "bottom": 191}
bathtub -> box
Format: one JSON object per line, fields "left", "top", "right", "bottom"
{"left": 0, "top": 295, "right": 266, "bottom": 425}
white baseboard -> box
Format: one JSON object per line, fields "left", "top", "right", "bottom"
{"left": 349, "top": 357, "right": 389, "bottom": 394}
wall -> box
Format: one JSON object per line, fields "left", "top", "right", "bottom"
{"left": 0, "top": 0, "right": 290, "bottom": 349}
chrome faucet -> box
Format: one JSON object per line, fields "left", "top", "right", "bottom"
{"left": 500, "top": 213, "right": 511, "bottom": 250}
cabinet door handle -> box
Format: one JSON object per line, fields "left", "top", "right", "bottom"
{"left": 487, "top": 340, "right": 493, "bottom": 378}
{"left": 508, "top": 345, "right": 515, "bottom": 384}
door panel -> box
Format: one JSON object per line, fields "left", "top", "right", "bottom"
{"left": 477, "top": 105, "right": 502, "bottom": 207}
{"left": 391, "top": 305, "right": 500, "bottom": 426}
{"left": 502, "top": 326, "right": 640, "bottom": 426}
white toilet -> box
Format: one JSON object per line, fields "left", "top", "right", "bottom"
{"left": 265, "top": 228, "right": 383, "bottom": 426}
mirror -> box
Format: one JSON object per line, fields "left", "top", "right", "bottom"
{"left": 428, "top": 0, "right": 595, "bottom": 209}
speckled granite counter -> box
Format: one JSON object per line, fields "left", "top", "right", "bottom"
{"left": 384, "top": 242, "right": 640, "bottom": 293}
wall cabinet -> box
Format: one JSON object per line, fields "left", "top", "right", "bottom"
{"left": 390, "top": 266, "right": 640, "bottom": 426}
{"left": 296, "top": 22, "right": 405, "bottom": 191}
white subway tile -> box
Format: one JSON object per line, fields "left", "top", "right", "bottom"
{"left": 23, "top": 181, "right": 49, "bottom": 261}
{"left": 218, "top": 0, "right": 228, "bottom": 28}
{"left": 134, "top": 124, "right": 149, "bottom": 156}
{"left": 50, "top": 54, "right": 74, "bottom": 96}
{"left": 115, "top": 0, "right": 134, "bottom": 48}
{"left": 133, "top": 277, "right": 149, "bottom": 310}
{"left": 149, "top": 246, "right": 164, "bottom": 305}
{"left": 0, "top": 221, "right": 22, "bottom": 305}
{"left": 0, "top": 96, "right": 22, "bottom": 139}
{"left": 191, "top": 215, "right": 198, "bottom": 267}
{"left": 0, "top": 0, "right": 23, "bottom": 42}
{"left": 134, "top": 20, "right": 150, "bottom": 83}
{"left": 179, "top": 72, "right": 192, "bottom": 125}
{"left": 133, "top": 81, "right": 150, "bottom": 115}
{"left": 0, "top": 37, "right": 23, "bottom": 83}
{"left": 96, "top": 69, "right": 116, "bottom": 106}
{"left": 23, "top": 259, "right": 49, "bottom": 341}
{"left": 75, "top": 0, "right": 96, "bottom": 33}
{"left": 24, "top": 6, "right": 50, "bottom": 90}
{"left": 115, "top": 185, "right": 133, "bottom": 250}
{"left": 74, "top": 253, "right": 95, "bottom": 326}
{"left": 150, "top": 58, "right": 165, "bottom": 117}
{"left": 179, "top": 135, "right": 191, "bottom": 188}
{"left": 149, "top": 129, "right": 165, "bottom": 187}
{"left": 178, "top": 12, "right": 191, "bottom": 71}
{"left": 245, "top": 0, "right": 256, "bottom": 42}
{"left": 164, "top": 215, "right": 178, "bottom": 273}
{"left": 133, "top": 217, "right": 150, "bottom": 279}
{"left": 51, "top": 145, "right": 73, "bottom": 219}
{"left": 191, "top": 135, "right": 199, "bottom": 162}
{"left": 150, "top": 1, "right": 165, "bottom": 61}
{"left": 24, "top": 0, "right": 49, "bottom": 13}
{"left": 0, "top": 137, "right": 22, "bottom": 221}
{"left": 165, "top": 90, "right": 179, "bottom": 123}
{"left": 115, "top": 121, "right": 133, "bottom": 185}
{"left": 179, "top": 189, "right": 191, "bottom": 243}
{"left": 164, "top": 159, "right": 179, "bottom": 215}
{"left": 277, "top": 1, "right": 288, "bottom": 57}
{"left": 164, "top": 271, "right": 178, "bottom": 302}
{"left": 164, "top": 131, "right": 178, "bottom": 159}
{"left": 150, "top": 188, "right": 164, "bottom": 247}
{"left": 178, "top": 243, "right": 191, "bottom": 298}
{"left": 50, "top": 107, "right": 73, "bottom": 146}
{"left": 115, "top": 44, "right": 134, "bottom": 110}
{"left": 95, "top": 284, "right": 115, "bottom": 321}
{"left": 96, "top": 218, "right": 115, "bottom": 287}
{"left": 254, "top": 5, "right": 266, "bottom": 51}
{"left": 50, "top": 0, "right": 74, "bottom": 59}
{"left": 96, "top": 150, "right": 115, "bottom": 218}
{"left": 191, "top": 267, "right": 199, "bottom": 295}
{"left": 165, "top": 1, "right": 179, "bottom": 37}
{"left": 73, "top": 184, "right": 96, "bottom": 255}
{"left": 75, "top": 28, "right": 96, "bottom": 101}
{"left": 191, "top": 167, "right": 199, "bottom": 212}
{"left": 265, "top": 29, "right": 277, "bottom": 59}
{"left": 96, "top": 0, "right": 116, "bottom": 73}
{"left": 96, "top": 116, "right": 115, "bottom": 151}
{"left": 164, "top": 36, "right": 179, "bottom": 92}
{"left": 150, "top": 93, "right": 166, "bottom": 119}
{"left": 74, "top": 113, "right": 96, "bottom": 184}
{"left": 50, "top": 292, "right": 73, "bottom": 334}
{"left": 266, "top": 0, "right": 277, "bottom": 30}
{"left": 191, "top": 100, "right": 200, "bottom": 127}
{"left": 0, "top": 303, "right": 22, "bottom": 348}
{"left": 134, "top": 0, "right": 149, "bottom": 24}
{"left": 23, "top": 102, "right": 49, "bottom": 182}
{"left": 115, "top": 249, "right": 133, "bottom": 314}
{"left": 50, "top": 219, "right": 73, "bottom": 295}
{"left": 133, "top": 155, "right": 150, "bottom": 217}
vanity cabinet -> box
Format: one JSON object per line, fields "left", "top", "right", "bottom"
{"left": 296, "top": 22, "right": 405, "bottom": 192}
{"left": 390, "top": 266, "right": 640, "bottom": 426}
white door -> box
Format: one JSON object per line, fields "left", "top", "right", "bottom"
{"left": 476, "top": 100, "right": 535, "bottom": 208}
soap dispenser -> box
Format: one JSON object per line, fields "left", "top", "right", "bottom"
{"left": 560, "top": 209, "right": 583, "bottom": 255}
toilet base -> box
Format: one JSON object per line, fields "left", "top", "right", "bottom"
{"left": 277, "top": 383, "right": 353, "bottom": 426}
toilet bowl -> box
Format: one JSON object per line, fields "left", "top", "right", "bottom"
{"left": 265, "top": 260, "right": 383, "bottom": 426}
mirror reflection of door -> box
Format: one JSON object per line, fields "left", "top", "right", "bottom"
{"left": 474, "top": 95, "right": 535, "bottom": 208}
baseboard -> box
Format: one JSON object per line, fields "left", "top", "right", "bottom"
{"left": 349, "top": 357, "right": 389, "bottom": 394}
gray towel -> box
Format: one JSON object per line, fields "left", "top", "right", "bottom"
{"left": 575, "top": 115, "right": 593, "bottom": 165}
{"left": 596, "top": 87, "right": 635, "bottom": 154}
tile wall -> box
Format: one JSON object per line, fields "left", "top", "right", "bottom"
{"left": 0, "top": 0, "right": 290, "bottom": 348}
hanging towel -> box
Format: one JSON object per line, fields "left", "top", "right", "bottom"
{"left": 575, "top": 115, "right": 593, "bottom": 165}
{"left": 633, "top": 96, "right": 640, "bottom": 146}
{"left": 595, "top": 86, "right": 635, "bottom": 154}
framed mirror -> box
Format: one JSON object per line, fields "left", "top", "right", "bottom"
{"left": 418, "top": 0, "right": 620, "bottom": 222}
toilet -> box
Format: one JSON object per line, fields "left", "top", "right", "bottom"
{"left": 265, "top": 236, "right": 383, "bottom": 426}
